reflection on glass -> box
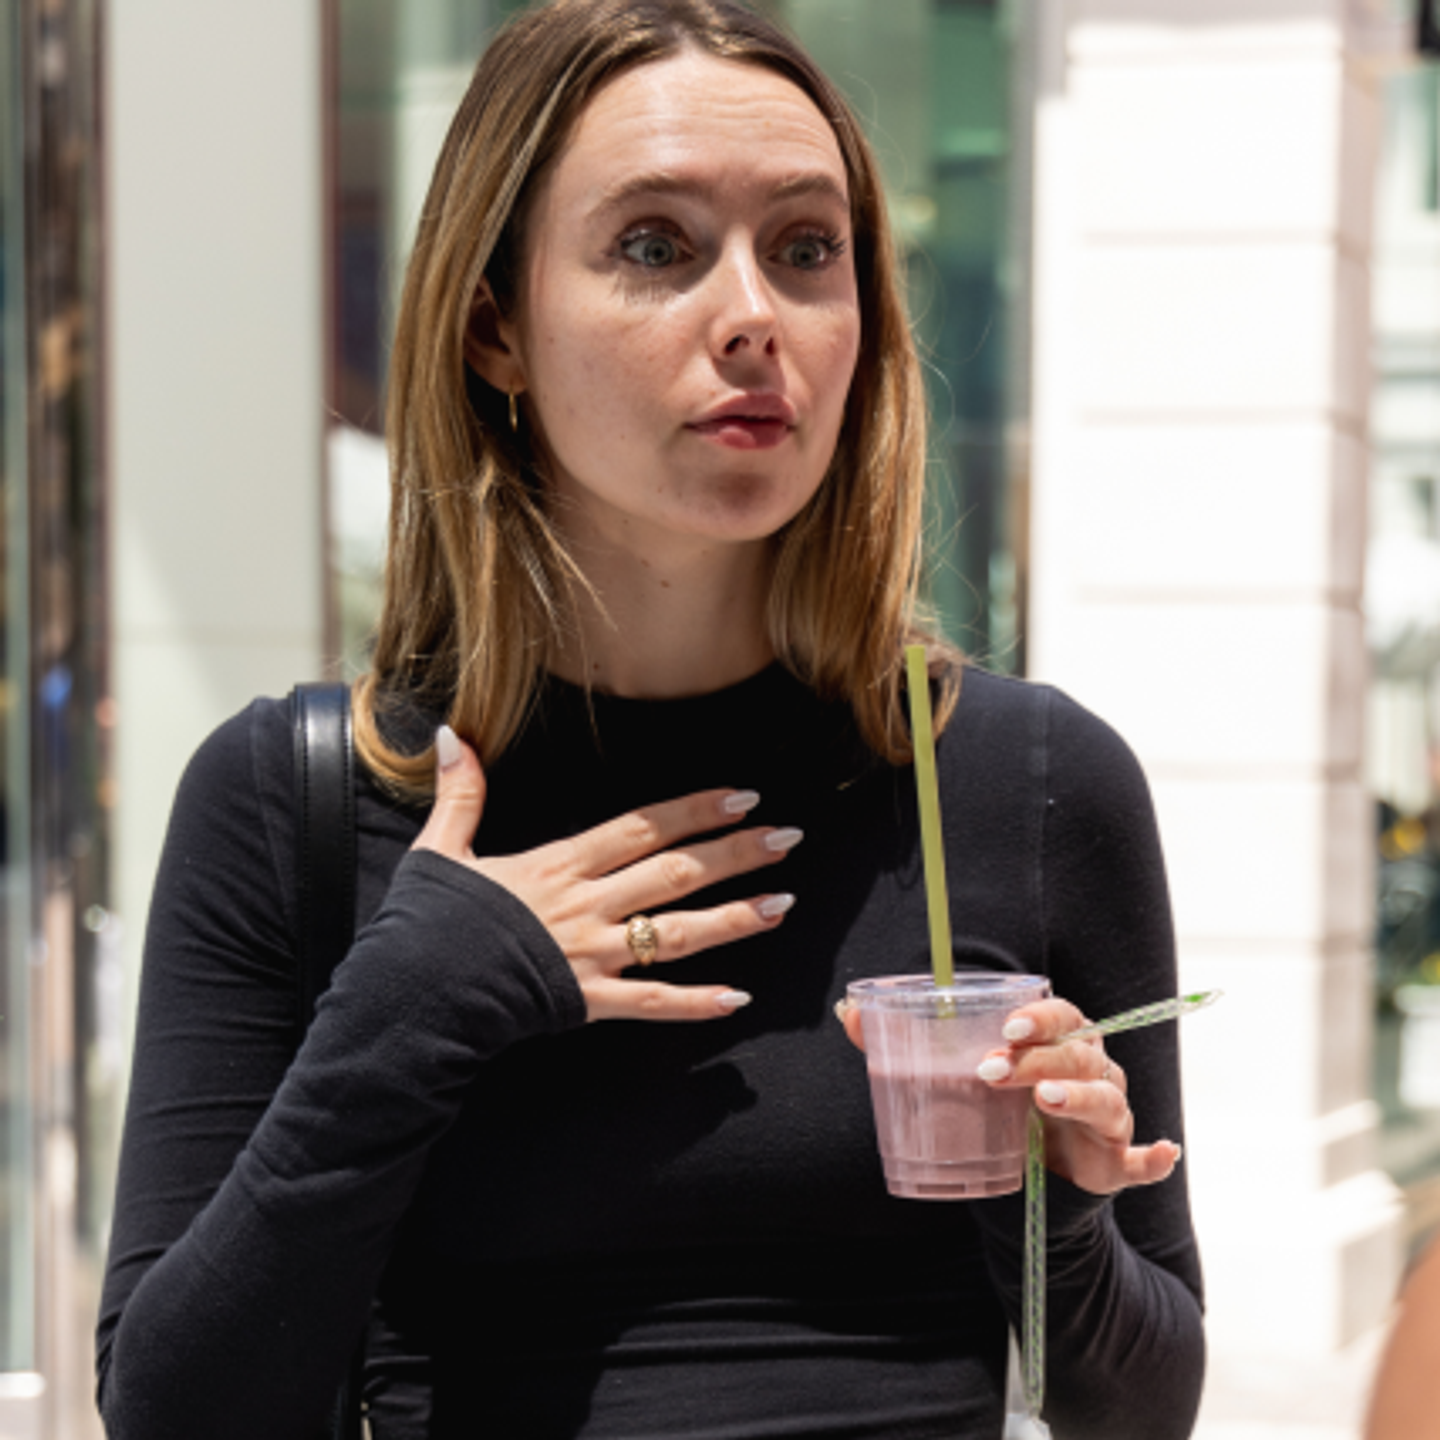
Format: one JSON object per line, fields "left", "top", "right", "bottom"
{"left": 331, "top": 0, "right": 502, "bottom": 673}
{"left": 779, "top": 0, "right": 1027, "bottom": 666}
{"left": 0, "top": 0, "right": 30, "bottom": 1372}
{"left": 328, "top": 0, "right": 1029, "bottom": 673}
{"left": 1370, "top": 64, "right": 1440, "bottom": 1209}
{"left": 0, "top": 0, "right": 112, "bottom": 1400}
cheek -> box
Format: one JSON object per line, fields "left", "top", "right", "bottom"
{"left": 810, "top": 314, "right": 861, "bottom": 423}
{"left": 535, "top": 310, "right": 679, "bottom": 426}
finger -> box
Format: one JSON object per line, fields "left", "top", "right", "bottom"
{"left": 998, "top": 997, "right": 1091, "bottom": 1047}
{"left": 568, "top": 788, "right": 762, "bottom": 876}
{"left": 603, "top": 826, "right": 803, "bottom": 917}
{"left": 977, "top": 1039, "right": 1115, "bottom": 1089}
{"left": 412, "top": 725, "right": 487, "bottom": 859}
{"left": 835, "top": 999, "right": 865, "bottom": 1051}
{"left": 1119, "top": 1140, "right": 1182, "bottom": 1188}
{"left": 619, "top": 894, "right": 795, "bottom": 969}
{"left": 1033, "top": 1076, "right": 1133, "bottom": 1144}
{"left": 584, "top": 975, "right": 754, "bottom": 1023}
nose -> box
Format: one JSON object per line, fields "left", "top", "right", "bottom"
{"left": 710, "top": 242, "right": 778, "bottom": 361}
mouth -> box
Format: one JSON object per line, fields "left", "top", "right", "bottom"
{"left": 687, "top": 394, "right": 796, "bottom": 450}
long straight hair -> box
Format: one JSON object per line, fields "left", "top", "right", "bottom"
{"left": 354, "top": 0, "right": 958, "bottom": 792}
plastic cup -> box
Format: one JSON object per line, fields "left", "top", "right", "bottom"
{"left": 848, "top": 973, "right": 1051, "bottom": 1199}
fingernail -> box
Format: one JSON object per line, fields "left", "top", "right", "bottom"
{"left": 436, "top": 725, "right": 462, "bottom": 772}
{"left": 756, "top": 893, "right": 795, "bottom": 919}
{"left": 834, "top": 997, "right": 853, "bottom": 1023}
{"left": 764, "top": 827, "right": 804, "bottom": 853}
{"left": 1037, "top": 1080, "right": 1068, "bottom": 1106}
{"left": 1002, "top": 1016, "right": 1035, "bottom": 1042}
{"left": 717, "top": 990, "right": 752, "bottom": 1011}
{"left": 1169, "top": 1142, "right": 1183, "bottom": 1164}
{"left": 722, "top": 789, "right": 761, "bottom": 816}
{"left": 976, "top": 1056, "right": 1011, "bottom": 1083}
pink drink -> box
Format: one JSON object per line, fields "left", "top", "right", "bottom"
{"left": 868, "top": 1071, "right": 1031, "bottom": 1198}
{"left": 849, "top": 973, "right": 1050, "bottom": 1200}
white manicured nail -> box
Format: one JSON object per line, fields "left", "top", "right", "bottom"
{"left": 435, "top": 725, "right": 462, "bottom": 771}
{"left": 977, "top": 1056, "right": 1011, "bottom": 1083}
{"left": 764, "top": 827, "right": 803, "bottom": 853}
{"left": 722, "top": 790, "right": 761, "bottom": 816}
{"left": 834, "top": 998, "right": 854, "bottom": 1022}
{"left": 756, "top": 893, "right": 795, "bottom": 919}
{"left": 1002, "top": 1016, "right": 1035, "bottom": 1042}
{"left": 1037, "top": 1080, "right": 1068, "bottom": 1106}
{"left": 717, "top": 990, "right": 752, "bottom": 1011}
{"left": 1169, "top": 1142, "right": 1183, "bottom": 1164}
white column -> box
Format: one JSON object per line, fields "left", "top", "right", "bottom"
{"left": 107, "top": 1, "right": 326, "bottom": 1063}
{"left": 1027, "top": 0, "right": 1403, "bottom": 1386}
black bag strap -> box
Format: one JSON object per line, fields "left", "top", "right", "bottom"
{"left": 289, "top": 681, "right": 364, "bottom": 1440}
{"left": 291, "top": 681, "right": 358, "bottom": 1032}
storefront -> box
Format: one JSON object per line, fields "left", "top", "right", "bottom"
{"left": 2, "top": 0, "right": 1432, "bottom": 1434}
{"left": 0, "top": 1, "right": 114, "bottom": 1435}
{"left": 1371, "top": 54, "right": 1440, "bottom": 1245}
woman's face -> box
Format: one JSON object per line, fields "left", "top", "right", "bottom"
{"left": 494, "top": 49, "right": 861, "bottom": 559}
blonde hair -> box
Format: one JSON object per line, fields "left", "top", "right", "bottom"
{"left": 355, "top": 0, "right": 958, "bottom": 792}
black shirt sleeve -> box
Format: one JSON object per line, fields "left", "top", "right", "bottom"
{"left": 95, "top": 702, "right": 585, "bottom": 1440}
{"left": 968, "top": 684, "right": 1206, "bottom": 1438}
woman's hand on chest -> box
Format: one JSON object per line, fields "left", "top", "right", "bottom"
{"left": 412, "top": 725, "right": 802, "bottom": 1021}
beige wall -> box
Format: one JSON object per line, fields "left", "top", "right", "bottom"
{"left": 1026, "top": 0, "right": 1408, "bottom": 1432}
{"left": 107, "top": 0, "right": 326, "bottom": 1075}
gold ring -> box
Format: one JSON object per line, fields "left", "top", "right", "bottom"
{"left": 625, "top": 914, "right": 660, "bottom": 966}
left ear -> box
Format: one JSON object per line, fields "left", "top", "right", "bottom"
{"left": 462, "top": 277, "right": 526, "bottom": 399}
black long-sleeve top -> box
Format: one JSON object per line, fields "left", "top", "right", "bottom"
{"left": 96, "top": 663, "right": 1204, "bottom": 1439}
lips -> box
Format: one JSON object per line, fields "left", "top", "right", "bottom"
{"left": 687, "top": 393, "right": 796, "bottom": 450}
{"left": 691, "top": 392, "right": 796, "bottom": 426}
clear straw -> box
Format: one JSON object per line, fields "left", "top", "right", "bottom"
{"left": 1020, "top": 989, "right": 1222, "bottom": 1422}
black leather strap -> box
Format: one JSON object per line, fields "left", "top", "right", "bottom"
{"left": 290, "top": 681, "right": 363, "bottom": 1440}
{"left": 291, "top": 681, "right": 357, "bottom": 1033}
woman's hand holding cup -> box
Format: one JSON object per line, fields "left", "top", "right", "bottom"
{"left": 838, "top": 991, "right": 1182, "bottom": 1197}
{"left": 975, "top": 997, "right": 1181, "bottom": 1195}
{"left": 411, "top": 725, "right": 800, "bottom": 1022}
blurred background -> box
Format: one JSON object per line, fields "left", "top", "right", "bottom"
{"left": 0, "top": 0, "right": 1436, "bottom": 1434}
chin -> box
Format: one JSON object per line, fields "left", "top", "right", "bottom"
{"left": 688, "top": 475, "right": 823, "bottom": 537}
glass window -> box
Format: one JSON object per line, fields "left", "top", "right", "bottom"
{"left": 1370, "top": 63, "right": 1440, "bottom": 1228}
{"left": 0, "top": 0, "right": 35, "bottom": 1372}
{"left": 1, "top": 0, "right": 111, "bottom": 1412}
{"left": 776, "top": 0, "right": 1028, "bottom": 666}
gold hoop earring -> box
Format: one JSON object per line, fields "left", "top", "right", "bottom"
{"left": 508, "top": 389, "right": 519, "bottom": 433}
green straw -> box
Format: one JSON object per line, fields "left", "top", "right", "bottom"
{"left": 904, "top": 644, "right": 953, "bottom": 989}
{"left": 901, "top": 646, "right": 1221, "bottom": 1426}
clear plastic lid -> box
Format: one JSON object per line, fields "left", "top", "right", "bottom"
{"left": 846, "top": 972, "right": 1049, "bottom": 1011}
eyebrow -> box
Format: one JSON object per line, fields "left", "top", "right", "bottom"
{"left": 589, "top": 169, "right": 851, "bottom": 218}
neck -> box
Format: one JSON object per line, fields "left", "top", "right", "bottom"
{"left": 548, "top": 536, "right": 774, "bottom": 699}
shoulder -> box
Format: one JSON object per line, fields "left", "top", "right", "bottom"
{"left": 175, "top": 695, "right": 292, "bottom": 804}
{"left": 935, "top": 667, "right": 1157, "bottom": 855}
{"left": 161, "top": 695, "right": 297, "bottom": 914}
{"left": 943, "top": 665, "right": 1147, "bottom": 788}
{"left": 143, "top": 696, "right": 302, "bottom": 984}
{"left": 168, "top": 696, "right": 296, "bottom": 868}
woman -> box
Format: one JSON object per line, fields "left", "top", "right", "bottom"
{"left": 96, "top": 1, "right": 1205, "bottom": 1436}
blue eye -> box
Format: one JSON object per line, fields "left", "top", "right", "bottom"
{"left": 781, "top": 232, "right": 844, "bottom": 270}
{"left": 621, "top": 232, "right": 683, "bottom": 268}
